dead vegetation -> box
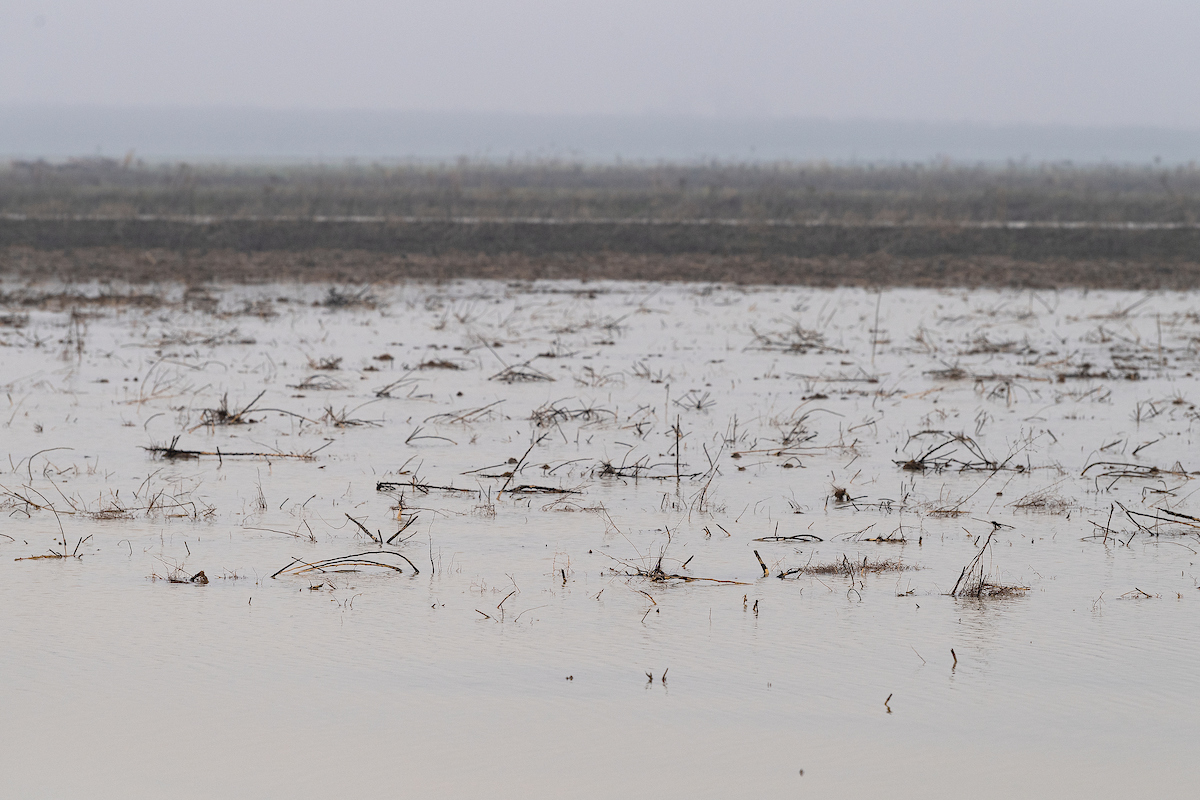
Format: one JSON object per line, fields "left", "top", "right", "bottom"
{"left": 603, "top": 540, "right": 745, "bottom": 586}
{"left": 0, "top": 288, "right": 162, "bottom": 310}
{"left": 897, "top": 430, "right": 1001, "bottom": 472}
{"left": 1081, "top": 460, "right": 1188, "bottom": 491}
{"left": 417, "top": 359, "right": 464, "bottom": 370}
{"left": 949, "top": 532, "right": 1029, "bottom": 599}
{"left": 490, "top": 361, "right": 554, "bottom": 383}
{"left": 5, "top": 275, "right": 1200, "bottom": 637}
{"left": 530, "top": 400, "right": 617, "bottom": 428}
{"left": 194, "top": 390, "right": 265, "bottom": 429}
{"left": 321, "top": 286, "right": 377, "bottom": 309}
{"left": 14, "top": 533, "right": 92, "bottom": 561}
{"left": 308, "top": 356, "right": 343, "bottom": 371}
{"left": 144, "top": 434, "right": 330, "bottom": 460}
{"left": 749, "top": 322, "right": 843, "bottom": 354}
{"left": 321, "top": 404, "right": 381, "bottom": 428}
{"left": 1011, "top": 482, "right": 1074, "bottom": 514}
{"left": 1085, "top": 501, "right": 1200, "bottom": 544}
{"left": 777, "top": 554, "right": 915, "bottom": 580}
{"left": 290, "top": 375, "right": 347, "bottom": 391}
{"left": 271, "top": 549, "right": 418, "bottom": 577}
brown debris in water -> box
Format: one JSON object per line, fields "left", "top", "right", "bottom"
{"left": 949, "top": 532, "right": 1029, "bottom": 599}
{"left": 778, "top": 554, "right": 916, "bottom": 579}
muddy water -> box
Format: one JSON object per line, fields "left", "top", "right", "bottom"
{"left": 1, "top": 281, "right": 1198, "bottom": 798}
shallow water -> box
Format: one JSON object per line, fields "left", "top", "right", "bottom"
{"left": 2, "top": 280, "right": 1199, "bottom": 798}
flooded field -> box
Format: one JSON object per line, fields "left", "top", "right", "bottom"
{"left": 2, "top": 278, "right": 1199, "bottom": 798}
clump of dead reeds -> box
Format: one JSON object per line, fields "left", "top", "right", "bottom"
{"left": 607, "top": 550, "right": 744, "bottom": 585}
{"left": 778, "top": 554, "right": 915, "bottom": 579}
{"left": 672, "top": 389, "right": 715, "bottom": 411}
{"left": 234, "top": 298, "right": 278, "bottom": 318}
{"left": 271, "top": 549, "right": 418, "bottom": 578}
{"left": 896, "top": 430, "right": 996, "bottom": 472}
{"left": 631, "top": 361, "right": 670, "bottom": 383}
{"left": 144, "top": 434, "right": 330, "bottom": 460}
{"left": 321, "top": 286, "right": 377, "bottom": 309}
{"left": 949, "top": 532, "right": 1028, "bottom": 598}
{"left": 597, "top": 458, "right": 649, "bottom": 479}
{"left": 196, "top": 390, "right": 265, "bottom": 429}
{"left": 374, "top": 372, "right": 421, "bottom": 398}
{"left": 529, "top": 400, "right": 617, "bottom": 428}
{"left": 1085, "top": 502, "right": 1200, "bottom": 544}
{"left": 309, "top": 356, "right": 343, "bottom": 371}
{"left": 749, "top": 322, "right": 842, "bottom": 354}
{"left": 1011, "top": 484, "right": 1073, "bottom": 514}
{"left": 925, "top": 365, "right": 970, "bottom": 381}
{"left": 322, "top": 404, "right": 380, "bottom": 428}
{"left": 290, "top": 375, "right": 347, "bottom": 391}
{"left": 1081, "top": 460, "right": 1185, "bottom": 491}
{"left": 960, "top": 334, "right": 1032, "bottom": 356}
{"left": 490, "top": 362, "right": 554, "bottom": 383}
{"left": 157, "top": 327, "right": 254, "bottom": 347}
{"left": 417, "top": 359, "right": 463, "bottom": 370}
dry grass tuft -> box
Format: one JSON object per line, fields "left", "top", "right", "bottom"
{"left": 309, "top": 356, "right": 343, "bottom": 371}
{"left": 950, "top": 532, "right": 1029, "bottom": 598}
{"left": 1011, "top": 484, "right": 1074, "bottom": 514}
{"left": 418, "top": 359, "right": 464, "bottom": 370}
{"left": 778, "top": 554, "right": 915, "bottom": 579}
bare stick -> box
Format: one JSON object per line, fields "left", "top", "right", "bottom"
{"left": 345, "top": 513, "right": 381, "bottom": 543}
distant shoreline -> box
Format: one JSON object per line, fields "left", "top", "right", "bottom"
{"left": 4, "top": 244, "right": 1198, "bottom": 290}
{"left": 5, "top": 106, "right": 1200, "bottom": 164}
{"left": 5, "top": 217, "right": 1200, "bottom": 257}
{"left": 6, "top": 214, "right": 1200, "bottom": 230}
{"left": 6, "top": 161, "right": 1199, "bottom": 288}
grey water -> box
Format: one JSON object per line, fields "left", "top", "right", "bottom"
{"left": 2, "top": 280, "right": 1199, "bottom": 798}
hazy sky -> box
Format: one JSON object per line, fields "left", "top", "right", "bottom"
{"left": 3, "top": 0, "right": 1199, "bottom": 127}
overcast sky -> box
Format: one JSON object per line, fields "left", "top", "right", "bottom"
{"left": 2, "top": 0, "right": 1199, "bottom": 128}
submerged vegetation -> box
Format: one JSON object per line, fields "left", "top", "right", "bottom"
{"left": 4, "top": 167, "right": 1200, "bottom": 795}
{"left": 2, "top": 278, "right": 1199, "bottom": 632}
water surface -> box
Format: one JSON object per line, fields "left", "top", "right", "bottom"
{"left": 2, "top": 280, "right": 1197, "bottom": 797}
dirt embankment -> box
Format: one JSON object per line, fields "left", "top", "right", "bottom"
{"left": 4, "top": 245, "right": 1200, "bottom": 290}
{"left": 2, "top": 217, "right": 1199, "bottom": 288}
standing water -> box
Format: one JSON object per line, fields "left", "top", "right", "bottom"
{"left": 1, "top": 280, "right": 1197, "bottom": 798}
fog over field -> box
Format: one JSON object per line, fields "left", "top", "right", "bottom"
{"left": 4, "top": 1, "right": 1200, "bottom": 163}
{"left": 4, "top": 1, "right": 1199, "bottom": 127}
